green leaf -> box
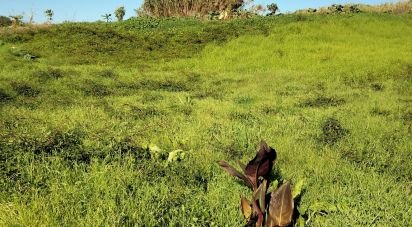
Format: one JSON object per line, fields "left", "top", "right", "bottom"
{"left": 267, "top": 179, "right": 279, "bottom": 194}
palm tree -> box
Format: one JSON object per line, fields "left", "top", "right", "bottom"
{"left": 114, "top": 6, "right": 126, "bottom": 21}
{"left": 44, "top": 9, "right": 54, "bottom": 23}
{"left": 102, "top": 13, "right": 112, "bottom": 23}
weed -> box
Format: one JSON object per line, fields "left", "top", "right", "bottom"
{"left": 11, "top": 82, "right": 40, "bottom": 97}
{"left": 0, "top": 89, "right": 14, "bottom": 102}
{"left": 402, "top": 111, "right": 412, "bottom": 123}
{"left": 370, "top": 83, "right": 384, "bottom": 91}
{"left": 230, "top": 111, "right": 260, "bottom": 125}
{"left": 191, "top": 86, "right": 226, "bottom": 100}
{"left": 33, "top": 68, "right": 64, "bottom": 80}
{"left": 301, "top": 96, "right": 345, "bottom": 108}
{"left": 130, "top": 105, "right": 166, "bottom": 120}
{"left": 218, "top": 141, "right": 302, "bottom": 226}
{"left": 9, "top": 47, "right": 37, "bottom": 59}
{"left": 110, "top": 137, "right": 151, "bottom": 160}
{"left": 320, "top": 118, "right": 348, "bottom": 145}
{"left": 260, "top": 106, "right": 278, "bottom": 115}
{"left": 96, "top": 69, "right": 118, "bottom": 78}
{"left": 234, "top": 95, "right": 254, "bottom": 105}
{"left": 370, "top": 107, "right": 391, "bottom": 116}
{"left": 81, "top": 80, "right": 111, "bottom": 96}
{"left": 138, "top": 79, "right": 189, "bottom": 92}
{"left": 30, "top": 129, "right": 88, "bottom": 163}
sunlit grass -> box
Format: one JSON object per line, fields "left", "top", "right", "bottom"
{"left": 0, "top": 13, "right": 411, "bottom": 226}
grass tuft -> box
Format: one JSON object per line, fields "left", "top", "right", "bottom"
{"left": 320, "top": 118, "right": 349, "bottom": 145}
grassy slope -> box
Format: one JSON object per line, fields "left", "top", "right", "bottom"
{"left": 0, "top": 14, "right": 411, "bottom": 226}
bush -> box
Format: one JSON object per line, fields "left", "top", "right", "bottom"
{"left": 0, "top": 15, "right": 12, "bottom": 27}
{"left": 328, "top": 4, "right": 345, "bottom": 13}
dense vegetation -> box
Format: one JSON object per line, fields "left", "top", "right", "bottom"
{"left": 0, "top": 13, "right": 411, "bottom": 226}
{"left": 296, "top": 1, "right": 412, "bottom": 14}
{"left": 140, "top": 0, "right": 244, "bottom": 17}
{"left": 0, "top": 16, "right": 12, "bottom": 27}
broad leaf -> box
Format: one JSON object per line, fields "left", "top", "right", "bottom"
{"left": 241, "top": 197, "right": 252, "bottom": 220}
{"left": 217, "top": 160, "right": 253, "bottom": 188}
{"left": 252, "top": 179, "right": 267, "bottom": 213}
{"left": 244, "top": 140, "right": 277, "bottom": 188}
{"left": 268, "top": 182, "right": 293, "bottom": 227}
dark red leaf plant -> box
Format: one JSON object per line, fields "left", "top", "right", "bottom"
{"left": 218, "top": 140, "right": 294, "bottom": 227}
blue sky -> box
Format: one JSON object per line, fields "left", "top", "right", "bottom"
{"left": 0, "top": 0, "right": 396, "bottom": 23}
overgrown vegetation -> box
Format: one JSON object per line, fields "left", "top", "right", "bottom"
{"left": 296, "top": 1, "right": 412, "bottom": 14}
{"left": 0, "top": 16, "right": 12, "bottom": 27}
{"left": 139, "top": 0, "right": 245, "bottom": 17}
{"left": 0, "top": 11, "right": 411, "bottom": 226}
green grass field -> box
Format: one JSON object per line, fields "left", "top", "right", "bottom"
{"left": 0, "top": 13, "right": 411, "bottom": 226}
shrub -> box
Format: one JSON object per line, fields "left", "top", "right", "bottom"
{"left": 328, "top": 4, "right": 344, "bottom": 13}
{"left": 348, "top": 4, "right": 361, "bottom": 13}
{"left": 9, "top": 15, "right": 23, "bottom": 26}
{"left": 9, "top": 47, "right": 37, "bottom": 60}
{"left": 139, "top": 0, "right": 245, "bottom": 18}
{"left": 0, "top": 15, "right": 12, "bottom": 27}
{"left": 300, "top": 96, "right": 346, "bottom": 108}
{"left": 96, "top": 69, "right": 118, "bottom": 78}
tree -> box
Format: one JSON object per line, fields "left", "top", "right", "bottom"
{"left": 102, "top": 13, "right": 112, "bottom": 22}
{"left": 9, "top": 15, "right": 23, "bottom": 26}
{"left": 0, "top": 16, "right": 12, "bottom": 27}
{"left": 44, "top": 9, "right": 54, "bottom": 23}
{"left": 114, "top": 6, "right": 126, "bottom": 21}
{"left": 267, "top": 3, "right": 279, "bottom": 16}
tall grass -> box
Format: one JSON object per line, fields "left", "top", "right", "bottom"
{"left": 359, "top": 0, "right": 412, "bottom": 14}
{"left": 296, "top": 0, "right": 412, "bottom": 14}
